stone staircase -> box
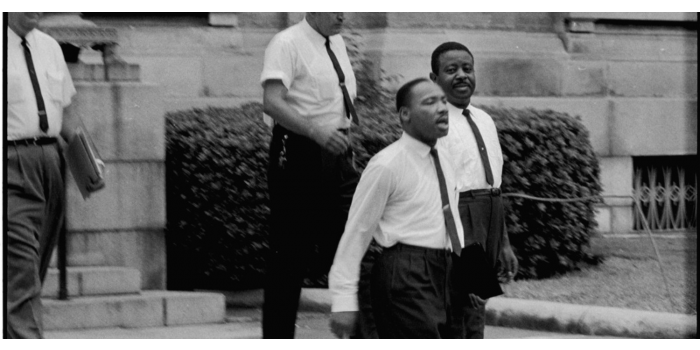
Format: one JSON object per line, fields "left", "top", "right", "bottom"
{"left": 41, "top": 267, "right": 225, "bottom": 331}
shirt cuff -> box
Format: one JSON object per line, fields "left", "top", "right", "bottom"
{"left": 331, "top": 294, "right": 359, "bottom": 312}
{"left": 260, "top": 71, "right": 291, "bottom": 89}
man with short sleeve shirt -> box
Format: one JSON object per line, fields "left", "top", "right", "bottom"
{"left": 329, "top": 78, "right": 464, "bottom": 339}
{"left": 431, "top": 41, "right": 519, "bottom": 339}
{"left": 260, "top": 12, "right": 361, "bottom": 338}
{"left": 6, "top": 12, "right": 79, "bottom": 338}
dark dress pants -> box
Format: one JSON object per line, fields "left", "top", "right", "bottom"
{"left": 370, "top": 243, "right": 457, "bottom": 339}
{"left": 6, "top": 143, "right": 65, "bottom": 339}
{"left": 262, "top": 125, "right": 360, "bottom": 338}
{"left": 450, "top": 191, "right": 505, "bottom": 339}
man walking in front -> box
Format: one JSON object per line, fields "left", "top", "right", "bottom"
{"left": 259, "top": 12, "right": 362, "bottom": 338}
{"left": 329, "top": 78, "right": 464, "bottom": 338}
{"left": 431, "top": 41, "right": 519, "bottom": 339}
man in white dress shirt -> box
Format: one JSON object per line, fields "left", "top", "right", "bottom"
{"left": 329, "top": 78, "right": 464, "bottom": 339}
{"left": 260, "top": 12, "right": 363, "bottom": 338}
{"left": 431, "top": 41, "right": 519, "bottom": 339}
{"left": 6, "top": 12, "right": 79, "bottom": 338}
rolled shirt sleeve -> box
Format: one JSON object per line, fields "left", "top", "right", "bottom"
{"left": 260, "top": 36, "right": 294, "bottom": 89}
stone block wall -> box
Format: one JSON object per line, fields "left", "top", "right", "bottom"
{"left": 77, "top": 12, "right": 696, "bottom": 234}
{"left": 63, "top": 66, "right": 166, "bottom": 290}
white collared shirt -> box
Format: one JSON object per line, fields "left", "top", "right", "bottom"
{"left": 437, "top": 103, "right": 504, "bottom": 191}
{"left": 260, "top": 18, "right": 356, "bottom": 133}
{"left": 7, "top": 28, "right": 76, "bottom": 140}
{"left": 329, "top": 132, "right": 464, "bottom": 312}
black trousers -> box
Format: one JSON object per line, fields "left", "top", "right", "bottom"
{"left": 450, "top": 191, "right": 505, "bottom": 339}
{"left": 6, "top": 143, "right": 65, "bottom": 338}
{"left": 262, "top": 124, "right": 360, "bottom": 338}
{"left": 370, "top": 243, "right": 457, "bottom": 339}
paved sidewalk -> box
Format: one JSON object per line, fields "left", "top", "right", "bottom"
{"left": 45, "top": 309, "right": 623, "bottom": 339}
{"left": 227, "top": 288, "right": 697, "bottom": 339}
{"left": 45, "top": 288, "right": 696, "bottom": 339}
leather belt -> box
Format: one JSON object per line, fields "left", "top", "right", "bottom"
{"left": 460, "top": 188, "right": 501, "bottom": 199}
{"left": 7, "top": 137, "right": 58, "bottom": 147}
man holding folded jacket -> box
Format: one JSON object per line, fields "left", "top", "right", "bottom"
{"left": 431, "top": 41, "right": 519, "bottom": 339}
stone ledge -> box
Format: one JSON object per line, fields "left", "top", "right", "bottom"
{"left": 68, "top": 63, "right": 141, "bottom": 82}
{"left": 42, "top": 266, "right": 141, "bottom": 298}
{"left": 43, "top": 291, "right": 225, "bottom": 330}
{"left": 487, "top": 297, "right": 697, "bottom": 339}
{"left": 43, "top": 293, "right": 164, "bottom": 330}
{"left": 143, "top": 291, "right": 226, "bottom": 326}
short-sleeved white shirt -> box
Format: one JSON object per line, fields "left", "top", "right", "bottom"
{"left": 7, "top": 28, "right": 76, "bottom": 140}
{"left": 260, "top": 18, "right": 356, "bottom": 133}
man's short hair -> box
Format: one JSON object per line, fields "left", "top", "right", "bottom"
{"left": 431, "top": 41, "right": 473, "bottom": 75}
{"left": 396, "top": 77, "right": 431, "bottom": 112}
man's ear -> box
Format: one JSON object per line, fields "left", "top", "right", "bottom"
{"left": 398, "top": 107, "right": 411, "bottom": 125}
{"left": 429, "top": 72, "right": 437, "bottom": 82}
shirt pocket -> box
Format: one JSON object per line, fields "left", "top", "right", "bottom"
{"left": 46, "top": 70, "right": 65, "bottom": 104}
{"left": 7, "top": 72, "right": 26, "bottom": 103}
{"left": 308, "top": 57, "right": 339, "bottom": 102}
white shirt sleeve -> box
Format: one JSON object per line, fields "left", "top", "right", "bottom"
{"left": 260, "top": 36, "right": 295, "bottom": 89}
{"left": 328, "top": 160, "right": 395, "bottom": 312}
{"left": 57, "top": 43, "right": 76, "bottom": 107}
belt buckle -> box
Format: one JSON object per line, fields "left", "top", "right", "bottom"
{"left": 490, "top": 188, "right": 501, "bottom": 196}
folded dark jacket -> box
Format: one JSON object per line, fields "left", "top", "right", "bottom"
{"left": 454, "top": 243, "right": 503, "bottom": 300}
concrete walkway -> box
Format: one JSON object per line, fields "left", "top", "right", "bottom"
{"left": 227, "top": 288, "right": 697, "bottom": 339}
{"left": 45, "top": 310, "right": 625, "bottom": 339}
{"left": 45, "top": 288, "right": 696, "bottom": 339}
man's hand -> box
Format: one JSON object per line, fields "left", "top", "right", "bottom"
{"left": 309, "top": 127, "right": 350, "bottom": 155}
{"left": 497, "top": 245, "right": 518, "bottom": 283}
{"left": 86, "top": 159, "right": 106, "bottom": 193}
{"left": 467, "top": 293, "right": 487, "bottom": 309}
{"left": 330, "top": 311, "right": 357, "bottom": 339}
{"left": 263, "top": 80, "right": 351, "bottom": 155}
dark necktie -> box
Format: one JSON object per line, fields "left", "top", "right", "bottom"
{"left": 430, "top": 148, "right": 462, "bottom": 256}
{"left": 21, "top": 37, "right": 49, "bottom": 133}
{"left": 462, "top": 109, "right": 493, "bottom": 186}
{"left": 324, "top": 37, "right": 359, "bottom": 126}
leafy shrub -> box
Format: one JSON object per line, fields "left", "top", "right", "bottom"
{"left": 483, "top": 106, "right": 603, "bottom": 279}
{"left": 166, "top": 31, "right": 602, "bottom": 288}
{"left": 165, "top": 103, "right": 271, "bottom": 290}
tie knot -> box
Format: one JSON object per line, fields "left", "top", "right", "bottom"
{"left": 21, "top": 37, "right": 28, "bottom": 48}
{"left": 461, "top": 109, "right": 470, "bottom": 117}
{"left": 430, "top": 147, "right": 438, "bottom": 157}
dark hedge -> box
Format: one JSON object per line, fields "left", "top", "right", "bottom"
{"left": 483, "top": 106, "right": 603, "bottom": 279}
{"left": 165, "top": 103, "right": 271, "bottom": 290}
{"left": 166, "top": 45, "right": 602, "bottom": 288}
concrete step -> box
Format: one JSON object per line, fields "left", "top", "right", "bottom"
{"left": 42, "top": 267, "right": 141, "bottom": 298}
{"left": 43, "top": 291, "right": 225, "bottom": 331}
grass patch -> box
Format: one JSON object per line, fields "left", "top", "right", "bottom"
{"left": 504, "top": 233, "right": 697, "bottom": 315}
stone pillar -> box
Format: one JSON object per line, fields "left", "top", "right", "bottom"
{"left": 596, "top": 157, "right": 635, "bottom": 234}
{"left": 43, "top": 13, "right": 167, "bottom": 290}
